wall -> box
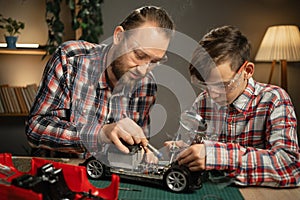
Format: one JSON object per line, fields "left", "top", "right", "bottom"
{"left": 0, "top": 0, "right": 74, "bottom": 44}
{"left": 0, "top": 0, "right": 299, "bottom": 154}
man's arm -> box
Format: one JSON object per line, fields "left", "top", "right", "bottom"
{"left": 25, "top": 46, "right": 86, "bottom": 153}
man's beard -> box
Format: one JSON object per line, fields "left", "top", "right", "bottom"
{"left": 111, "top": 56, "right": 146, "bottom": 83}
{"left": 110, "top": 57, "right": 139, "bottom": 95}
{"left": 111, "top": 57, "right": 126, "bottom": 80}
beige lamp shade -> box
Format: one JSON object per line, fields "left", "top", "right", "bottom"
{"left": 255, "top": 25, "right": 300, "bottom": 62}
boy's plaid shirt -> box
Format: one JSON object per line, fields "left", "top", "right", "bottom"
{"left": 193, "top": 78, "right": 300, "bottom": 187}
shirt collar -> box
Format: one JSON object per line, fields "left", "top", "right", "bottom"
{"left": 231, "top": 78, "right": 256, "bottom": 112}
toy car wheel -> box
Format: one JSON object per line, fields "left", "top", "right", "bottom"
{"left": 86, "top": 159, "right": 105, "bottom": 179}
{"left": 164, "top": 169, "right": 188, "bottom": 192}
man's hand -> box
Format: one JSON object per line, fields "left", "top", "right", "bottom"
{"left": 143, "top": 149, "right": 159, "bottom": 164}
{"left": 176, "top": 144, "right": 206, "bottom": 171}
{"left": 98, "top": 117, "right": 148, "bottom": 154}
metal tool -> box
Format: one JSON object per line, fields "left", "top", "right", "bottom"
{"left": 147, "top": 143, "right": 163, "bottom": 159}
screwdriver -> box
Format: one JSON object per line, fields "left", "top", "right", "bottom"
{"left": 147, "top": 143, "right": 163, "bottom": 159}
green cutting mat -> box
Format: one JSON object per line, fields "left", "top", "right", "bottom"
{"left": 90, "top": 178, "right": 244, "bottom": 200}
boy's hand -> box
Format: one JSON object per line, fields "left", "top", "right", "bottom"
{"left": 176, "top": 144, "right": 206, "bottom": 171}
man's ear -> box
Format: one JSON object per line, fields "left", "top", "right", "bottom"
{"left": 244, "top": 62, "right": 255, "bottom": 79}
{"left": 113, "top": 26, "right": 125, "bottom": 45}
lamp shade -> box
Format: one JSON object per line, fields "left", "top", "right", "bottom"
{"left": 255, "top": 25, "right": 300, "bottom": 62}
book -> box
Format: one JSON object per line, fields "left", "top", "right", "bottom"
{"left": 2, "top": 85, "right": 14, "bottom": 113}
{"left": 8, "top": 87, "right": 21, "bottom": 113}
{"left": 26, "top": 83, "right": 38, "bottom": 104}
{"left": 14, "top": 87, "right": 28, "bottom": 113}
{"left": 0, "top": 85, "right": 9, "bottom": 113}
{"left": 0, "top": 95, "right": 4, "bottom": 113}
{"left": 21, "top": 86, "right": 31, "bottom": 112}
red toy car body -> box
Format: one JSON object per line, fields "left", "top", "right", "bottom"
{"left": 0, "top": 153, "right": 119, "bottom": 200}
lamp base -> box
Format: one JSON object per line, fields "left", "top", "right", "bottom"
{"left": 281, "top": 60, "right": 287, "bottom": 92}
{"left": 268, "top": 60, "right": 276, "bottom": 84}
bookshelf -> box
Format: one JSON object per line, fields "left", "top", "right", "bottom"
{"left": 0, "top": 48, "right": 46, "bottom": 55}
{"left": 0, "top": 48, "right": 44, "bottom": 117}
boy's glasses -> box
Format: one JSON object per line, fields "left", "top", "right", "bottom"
{"left": 191, "top": 61, "right": 248, "bottom": 94}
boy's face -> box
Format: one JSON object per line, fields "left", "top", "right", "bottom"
{"left": 205, "top": 61, "right": 248, "bottom": 106}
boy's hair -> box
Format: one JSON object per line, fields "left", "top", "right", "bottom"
{"left": 190, "top": 25, "right": 251, "bottom": 81}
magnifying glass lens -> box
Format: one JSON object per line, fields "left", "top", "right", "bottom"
{"left": 180, "top": 111, "right": 207, "bottom": 133}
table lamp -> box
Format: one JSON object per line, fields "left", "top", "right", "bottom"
{"left": 255, "top": 25, "right": 300, "bottom": 91}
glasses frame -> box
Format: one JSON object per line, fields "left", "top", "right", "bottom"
{"left": 191, "top": 61, "right": 248, "bottom": 94}
{"left": 124, "top": 36, "right": 168, "bottom": 69}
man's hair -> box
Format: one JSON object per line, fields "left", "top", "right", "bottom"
{"left": 190, "top": 25, "right": 251, "bottom": 81}
{"left": 120, "top": 6, "right": 175, "bottom": 36}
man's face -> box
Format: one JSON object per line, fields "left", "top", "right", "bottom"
{"left": 204, "top": 61, "right": 247, "bottom": 106}
{"left": 111, "top": 24, "right": 171, "bottom": 83}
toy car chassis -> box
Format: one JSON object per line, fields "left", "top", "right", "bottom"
{"left": 0, "top": 153, "right": 119, "bottom": 200}
{"left": 80, "top": 144, "right": 203, "bottom": 193}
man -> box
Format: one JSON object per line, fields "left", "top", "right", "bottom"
{"left": 166, "top": 25, "right": 300, "bottom": 187}
{"left": 26, "top": 6, "right": 174, "bottom": 158}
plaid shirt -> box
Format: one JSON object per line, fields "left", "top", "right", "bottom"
{"left": 26, "top": 41, "right": 156, "bottom": 154}
{"left": 193, "top": 78, "right": 300, "bottom": 187}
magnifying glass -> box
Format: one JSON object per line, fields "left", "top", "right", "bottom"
{"left": 179, "top": 110, "right": 208, "bottom": 144}
{"left": 180, "top": 110, "right": 207, "bottom": 134}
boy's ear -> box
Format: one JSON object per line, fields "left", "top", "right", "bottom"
{"left": 244, "top": 62, "right": 255, "bottom": 79}
{"left": 113, "top": 26, "right": 125, "bottom": 45}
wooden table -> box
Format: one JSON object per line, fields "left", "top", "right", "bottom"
{"left": 239, "top": 186, "right": 300, "bottom": 200}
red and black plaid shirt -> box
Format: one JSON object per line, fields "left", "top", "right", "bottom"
{"left": 26, "top": 41, "right": 156, "bottom": 155}
{"left": 193, "top": 78, "right": 300, "bottom": 187}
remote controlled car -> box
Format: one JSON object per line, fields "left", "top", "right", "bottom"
{"left": 80, "top": 142, "right": 203, "bottom": 193}
{"left": 0, "top": 153, "right": 119, "bottom": 200}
